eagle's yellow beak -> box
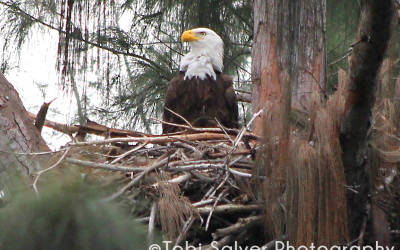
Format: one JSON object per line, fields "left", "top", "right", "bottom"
{"left": 181, "top": 30, "right": 201, "bottom": 43}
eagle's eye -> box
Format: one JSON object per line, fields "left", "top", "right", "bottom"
{"left": 199, "top": 32, "right": 207, "bottom": 36}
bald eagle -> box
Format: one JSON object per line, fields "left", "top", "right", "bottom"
{"left": 162, "top": 28, "right": 238, "bottom": 133}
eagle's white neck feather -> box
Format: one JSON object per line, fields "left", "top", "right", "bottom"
{"left": 179, "top": 28, "right": 224, "bottom": 80}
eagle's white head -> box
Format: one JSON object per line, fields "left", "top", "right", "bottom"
{"left": 179, "top": 28, "right": 224, "bottom": 80}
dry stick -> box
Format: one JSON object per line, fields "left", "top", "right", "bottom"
{"left": 65, "top": 157, "right": 148, "bottom": 172}
{"left": 167, "top": 164, "right": 224, "bottom": 171}
{"left": 111, "top": 141, "right": 149, "bottom": 164}
{"left": 172, "top": 141, "right": 203, "bottom": 158}
{"left": 175, "top": 215, "right": 196, "bottom": 247}
{"left": 207, "top": 149, "right": 251, "bottom": 158}
{"left": 151, "top": 117, "right": 259, "bottom": 140}
{"left": 70, "top": 132, "right": 236, "bottom": 147}
{"left": 152, "top": 33, "right": 183, "bottom": 57}
{"left": 200, "top": 235, "right": 233, "bottom": 250}
{"left": 234, "top": 108, "right": 264, "bottom": 148}
{"left": 195, "top": 152, "right": 239, "bottom": 205}
{"left": 208, "top": 173, "right": 229, "bottom": 199}
{"left": 197, "top": 204, "right": 261, "bottom": 214}
{"left": 32, "top": 147, "right": 71, "bottom": 195}
{"left": 176, "top": 147, "right": 189, "bottom": 161}
{"left": 28, "top": 111, "right": 150, "bottom": 138}
{"left": 172, "top": 137, "right": 230, "bottom": 152}
{"left": 229, "top": 168, "right": 252, "bottom": 178}
{"left": 208, "top": 156, "right": 244, "bottom": 199}
{"left": 214, "top": 215, "right": 263, "bottom": 237}
{"left": 193, "top": 198, "right": 216, "bottom": 207}
{"left": 126, "top": 146, "right": 170, "bottom": 160}
{"left": 215, "top": 118, "right": 235, "bottom": 145}
{"left": 102, "top": 154, "right": 174, "bottom": 202}
{"left": 148, "top": 202, "right": 157, "bottom": 244}
{"left": 152, "top": 173, "right": 191, "bottom": 188}
{"left": 172, "top": 159, "right": 226, "bottom": 166}
{"left": 205, "top": 189, "right": 227, "bottom": 231}
{"left": 213, "top": 109, "right": 264, "bottom": 189}
{"left": 200, "top": 156, "right": 240, "bottom": 229}
{"left": 150, "top": 117, "right": 190, "bottom": 130}
{"left": 202, "top": 111, "right": 265, "bottom": 202}
{"left": 190, "top": 171, "right": 217, "bottom": 182}
{"left": 165, "top": 107, "right": 193, "bottom": 128}
{"left": 203, "top": 184, "right": 218, "bottom": 200}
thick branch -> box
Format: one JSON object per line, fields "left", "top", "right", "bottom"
{"left": 214, "top": 215, "right": 263, "bottom": 237}
{"left": 28, "top": 112, "right": 149, "bottom": 138}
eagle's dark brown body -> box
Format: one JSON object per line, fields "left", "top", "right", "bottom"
{"left": 162, "top": 72, "right": 238, "bottom": 133}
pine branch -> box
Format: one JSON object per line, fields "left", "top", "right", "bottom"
{"left": 0, "top": 1, "right": 169, "bottom": 79}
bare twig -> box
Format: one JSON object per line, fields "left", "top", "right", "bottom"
{"left": 165, "top": 107, "right": 193, "bottom": 128}
{"left": 152, "top": 33, "right": 183, "bottom": 57}
{"left": 175, "top": 216, "right": 196, "bottom": 246}
{"left": 65, "top": 158, "right": 148, "bottom": 172}
{"left": 215, "top": 118, "right": 235, "bottom": 145}
{"left": 229, "top": 168, "right": 252, "bottom": 178}
{"left": 166, "top": 163, "right": 224, "bottom": 171}
{"left": 111, "top": 141, "right": 149, "bottom": 164}
{"left": 234, "top": 109, "right": 263, "bottom": 148}
{"left": 148, "top": 202, "right": 157, "bottom": 244}
{"left": 32, "top": 148, "right": 71, "bottom": 195}
{"left": 172, "top": 141, "right": 203, "bottom": 158}
{"left": 205, "top": 190, "right": 227, "bottom": 231}
{"left": 102, "top": 154, "right": 174, "bottom": 202}
{"left": 152, "top": 173, "right": 191, "bottom": 188}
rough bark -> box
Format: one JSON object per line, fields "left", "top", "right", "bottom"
{"left": 251, "top": 0, "right": 326, "bottom": 134}
{"left": 0, "top": 72, "right": 50, "bottom": 200}
{"left": 340, "top": 0, "right": 393, "bottom": 241}
{"left": 252, "top": 0, "right": 339, "bottom": 246}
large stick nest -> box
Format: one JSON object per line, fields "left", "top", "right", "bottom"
{"left": 34, "top": 112, "right": 266, "bottom": 248}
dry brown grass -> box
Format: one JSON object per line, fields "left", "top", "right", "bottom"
{"left": 157, "top": 173, "right": 197, "bottom": 241}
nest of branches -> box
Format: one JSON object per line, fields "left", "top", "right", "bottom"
{"left": 32, "top": 110, "right": 266, "bottom": 248}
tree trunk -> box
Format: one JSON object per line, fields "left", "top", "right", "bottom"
{"left": 340, "top": 0, "right": 393, "bottom": 242}
{"left": 0, "top": 72, "right": 50, "bottom": 200}
{"left": 252, "top": 0, "right": 339, "bottom": 246}
{"left": 251, "top": 0, "right": 326, "bottom": 135}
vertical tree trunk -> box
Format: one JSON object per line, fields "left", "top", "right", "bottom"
{"left": 251, "top": 0, "right": 326, "bottom": 135}
{"left": 252, "top": 0, "right": 347, "bottom": 246}
{"left": 0, "top": 72, "right": 50, "bottom": 200}
{"left": 340, "top": 0, "right": 393, "bottom": 242}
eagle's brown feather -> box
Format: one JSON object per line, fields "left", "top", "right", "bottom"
{"left": 163, "top": 72, "right": 238, "bottom": 133}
